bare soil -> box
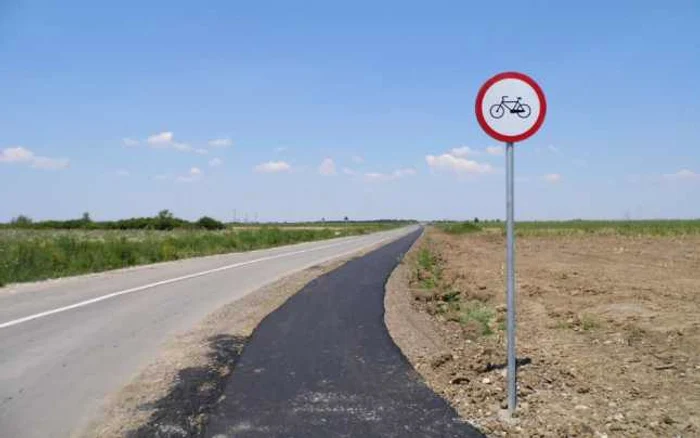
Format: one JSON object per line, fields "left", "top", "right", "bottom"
{"left": 386, "top": 228, "right": 700, "bottom": 437}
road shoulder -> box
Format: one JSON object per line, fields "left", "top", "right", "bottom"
{"left": 384, "top": 232, "right": 448, "bottom": 368}
{"left": 383, "top": 233, "right": 489, "bottom": 431}
{"left": 82, "top": 247, "right": 379, "bottom": 438}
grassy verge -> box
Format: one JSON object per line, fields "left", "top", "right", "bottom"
{"left": 481, "top": 219, "right": 700, "bottom": 236}
{"left": 410, "top": 239, "right": 497, "bottom": 338}
{"left": 436, "top": 221, "right": 482, "bottom": 234}
{"left": 0, "top": 226, "right": 381, "bottom": 286}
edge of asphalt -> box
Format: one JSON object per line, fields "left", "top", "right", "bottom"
{"left": 80, "top": 228, "right": 417, "bottom": 438}
{"left": 384, "top": 231, "right": 447, "bottom": 365}
{"left": 384, "top": 229, "right": 487, "bottom": 433}
{"left": 201, "top": 228, "right": 485, "bottom": 438}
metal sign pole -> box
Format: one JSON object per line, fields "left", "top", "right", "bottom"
{"left": 505, "top": 141, "right": 517, "bottom": 414}
{"left": 476, "top": 71, "right": 545, "bottom": 414}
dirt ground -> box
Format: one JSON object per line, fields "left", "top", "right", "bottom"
{"left": 385, "top": 228, "right": 700, "bottom": 437}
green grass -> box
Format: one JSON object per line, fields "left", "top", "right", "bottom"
{"left": 458, "top": 301, "right": 495, "bottom": 336}
{"left": 437, "top": 221, "right": 482, "bottom": 234}
{"left": 0, "top": 226, "right": 380, "bottom": 286}
{"left": 230, "top": 220, "right": 414, "bottom": 232}
{"left": 416, "top": 246, "right": 442, "bottom": 289}
{"left": 419, "top": 277, "right": 439, "bottom": 290}
{"left": 1, "top": 212, "right": 414, "bottom": 233}
{"left": 477, "top": 219, "right": 700, "bottom": 236}
{"left": 580, "top": 314, "right": 599, "bottom": 331}
{"left": 411, "top": 238, "right": 496, "bottom": 338}
{"left": 417, "top": 247, "right": 437, "bottom": 271}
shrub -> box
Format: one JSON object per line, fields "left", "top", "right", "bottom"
{"left": 458, "top": 301, "right": 495, "bottom": 336}
{"left": 196, "top": 216, "right": 225, "bottom": 230}
{"left": 11, "top": 215, "right": 33, "bottom": 227}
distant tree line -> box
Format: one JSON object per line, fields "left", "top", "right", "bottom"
{"left": 3, "top": 210, "right": 226, "bottom": 231}
{"left": 261, "top": 219, "right": 417, "bottom": 226}
{"left": 431, "top": 218, "right": 501, "bottom": 224}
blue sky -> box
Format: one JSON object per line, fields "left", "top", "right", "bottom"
{"left": 1, "top": 0, "right": 698, "bottom": 221}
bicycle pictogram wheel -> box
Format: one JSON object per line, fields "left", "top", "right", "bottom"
{"left": 489, "top": 104, "right": 505, "bottom": 119}
{"left": 517, "top": 104, "right": 531, "bottom": 119}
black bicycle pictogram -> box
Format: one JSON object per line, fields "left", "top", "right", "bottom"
{"left": 489, "top": 96, "right": 531, "bottom": 119}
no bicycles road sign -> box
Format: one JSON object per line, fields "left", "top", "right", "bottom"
{"left": 474, "top": 71, "right": 546, "bottom": 416}
{"left": 475, "top": 71, "right": 546, "bottom": 143}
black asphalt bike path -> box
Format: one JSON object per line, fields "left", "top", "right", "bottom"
{"left": 205, "top": 229, "right": 485, "bottom": 437}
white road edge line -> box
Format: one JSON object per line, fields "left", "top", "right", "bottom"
{"left": 0, "top": 231, "right": 403, "bottom": 330}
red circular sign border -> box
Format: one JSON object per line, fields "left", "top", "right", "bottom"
{"left": 475, "top": 72, "right": 547, "bottom": 143}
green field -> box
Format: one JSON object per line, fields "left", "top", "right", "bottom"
{"left": 436, "top": 219, "right": 700, "bottom": 236}
{"left": 436, "top": 221, "right": 482, "bottom": 234}
{"left": 0, "top": 219, "right": 411, "bottom": 286}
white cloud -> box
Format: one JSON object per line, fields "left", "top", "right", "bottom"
{"left": 363, "top": 168, "right": 416, "bottom": 182}
{"left": 209, "top": 158, "right": 223, "bottom": 167}
{"left": 208, "top": 138, "right": 232, "bottom": 148}
{"left": 143, "top": 131, "right": 208, "bottom": 154}
{"left": 177, "top": 167, "right": 203, "bottom": 183}
{"left": 548, "top": 145, "right": 560, "bottom": 153}
{"left": 485, "top": 145, "right": 504, "bottom": 156}
{"left": 450, "top": 146, "right": 478, "bottom": 157}
{"left": 543, "top": 173, "right": 562, "bottom": 183}
{"left": 254, "top": 161, "right": 291, "bottom": 173}
{"left": 663, "top": 169, "right": 699, "bottom": 181}
{"left": 147, "top": 131, "right": 174, "bottom": 146}
{"left": 318, "top": 158, "right": 336, "bottom": 176}
{"left": 352, "top": 155, "right": 364, "bottom": 164}
{"left": 122, "top": 138, "right": 139, "bottom": 147}
{"left": 342, "top": 167, "right": 357, "bottom": 176}
{"left": 0, "top": 146, "right": 34, "bottom": 163}
{"left": 0, "top": 146, "right": 69, "bottom": 170}
{"left": 425, "top": 153, "right": 494, "bottom": 174}
{"left": 115, "top": 169, "right": 130, "bottom": 177}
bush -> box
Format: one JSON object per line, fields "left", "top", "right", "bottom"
{"left": 10, "top": 215, "right": 33, "bottom": 227}
{"left": 458, "top": 301, "right": 495, "bottom": 336}
{"left": 196, "top": 216, "right": 225, "bottom": 230}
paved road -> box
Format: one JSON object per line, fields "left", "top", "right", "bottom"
{"left": 0, "top": 226, "right": 417, "bottom": 438}
{"left": 205, "top": 230, "right": 485, "bottom": 438}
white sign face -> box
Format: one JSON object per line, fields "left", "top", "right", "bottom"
{"left": 475, "top": 72, "right": 546, "bottom": 143}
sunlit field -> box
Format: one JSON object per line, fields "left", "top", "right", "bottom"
{"left": 0, "top": 215, "right": 412, "bottom": 286}
{"left": 436, "top": 219, "right": 700, "bottom": 236}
